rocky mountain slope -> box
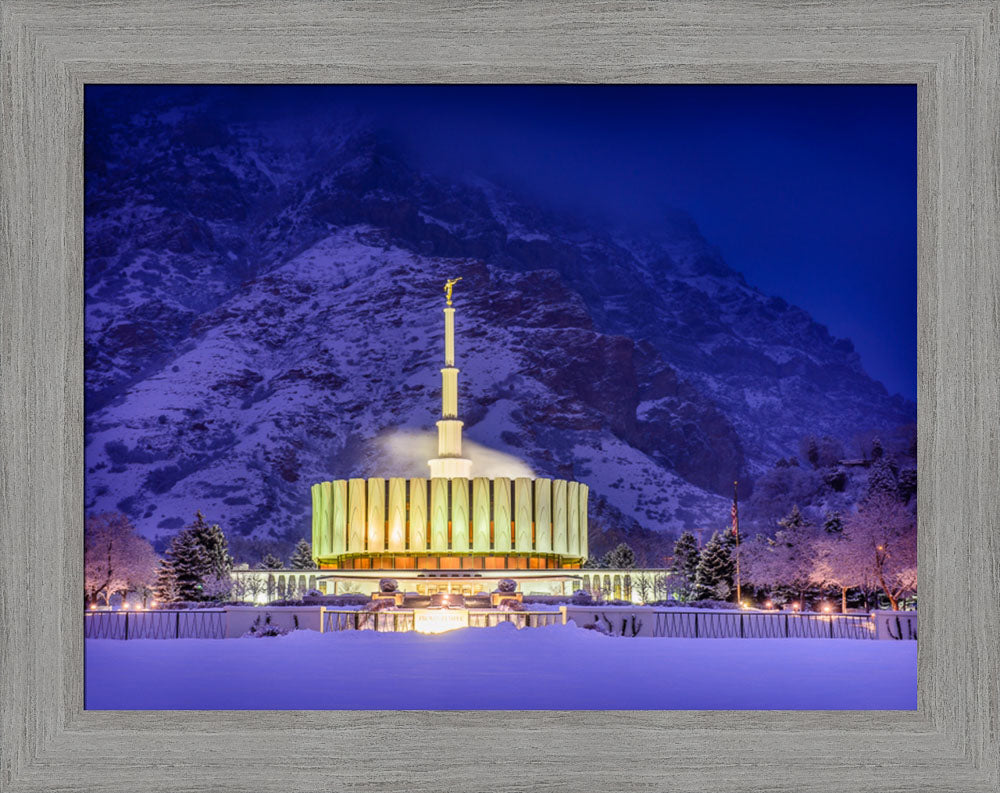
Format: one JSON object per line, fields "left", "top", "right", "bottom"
{"left": 84, "top": 91, "right": 915, "bottom": 562}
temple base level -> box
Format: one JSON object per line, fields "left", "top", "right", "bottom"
{"left": 231, "top": 567, "right": 659, "bottom": 603}
{"left": 317, "top": 569, "right": 582, "bottom": 598}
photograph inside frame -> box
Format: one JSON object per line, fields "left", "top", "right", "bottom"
{"left": 82, "top": 84, "right": 917, "bottom": 710}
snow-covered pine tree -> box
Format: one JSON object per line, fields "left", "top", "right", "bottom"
{"left": 866, "top": 458, "right": 899, "bottom": 500}
{"left": 166, "top": 528, "right": 212, "bottom": 601}
{"left": 153, "top": 557, "right": 179, "bottom": 603}
{"left": 897, "top": 468, "right": 917, "bottom": 503}
{"left": 670, "top": 531, "right": 700, "bottom": 599}
{"left": 289, "top": 538, "right": 317, "bottom": 569}
{"left": 259, "top": 552, "right": 284, "bottom": 570}
{"left": 186, "top": 511, "right": 233, "bottom": 581}
{"left": 823, "top": 511, "right": 844, "bottom": 535}
{"left": 601, "top": 543, "right": 636, "bottom": 569}
{"left": 693, "top": 531, "right": 735, "bottom": 601}
{"left": 778, "top": 504, "right": 809, "bottom": 532}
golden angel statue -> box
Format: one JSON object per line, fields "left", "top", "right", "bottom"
{"left": 444, "top": 276, "right": 463, "bottom": 306}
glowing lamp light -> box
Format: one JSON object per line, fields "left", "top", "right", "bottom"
{"left": 764, "top": 600, "right": 773, "bottom": 609}
{"left": 121, "top": 603, "right": 129, "bottom": 610}
{"left": 822, "top": 605, "right": 832, "bottom": 613}
{"left": 791, "top": 602, "right": 801, "bottom": 611}
{"left": 89, "top": 603, "right": 97, "bottom": 610}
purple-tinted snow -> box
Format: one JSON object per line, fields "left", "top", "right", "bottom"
{"left": 85, "top": 624, "right": 916, "bottom": 710}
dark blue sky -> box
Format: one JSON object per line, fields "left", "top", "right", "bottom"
{"left": 363, "top": 85, "right": 917, "bottom": 400}
{"left": 97, "top": 84, "right": 918, "bottom": 399}
{"left": 347, "top": 84, "right": 916, "bottom": 401}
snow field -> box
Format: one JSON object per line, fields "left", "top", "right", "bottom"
{"left": 86, "top": 622, "right": 916, "bottom": 710}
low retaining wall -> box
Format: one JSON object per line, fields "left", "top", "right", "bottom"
{"left": 223, "top": 606, "right": 324, "bottom": 637}
{"left": 871, "top": 610, "right": 918, "bottom": 640}
{"left": 561, "top": 606, "right": 659, "bottom": 637}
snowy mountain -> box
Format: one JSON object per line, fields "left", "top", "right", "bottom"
{"left": 83, "top": 92, "right": 915, "bottom": 561}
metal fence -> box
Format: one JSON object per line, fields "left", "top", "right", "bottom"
{"left": 322, "top": 608, "right": 563, "bottom": 632}
{"left": 468, "top": 610, "right": 563, "bottom": 629}
{"left": 323, "top": 609, "right": 416, "bottom": 632}
{"left": 84, "top": 606, "right": 877, "bottom": 640}
{"left": 651, "top": 610, "right": 875, "bottom": 639}
{"left": 84, "top": 609, "right": 226, "bottom": 640}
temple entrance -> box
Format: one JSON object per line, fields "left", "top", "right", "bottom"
{"left": 415, "top": 582, "right": 486, "bottom": 597}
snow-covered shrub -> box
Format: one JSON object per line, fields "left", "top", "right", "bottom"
{"left": 581, "top": 614, "right": 613, "bottom": 635}
{"left": 243, "top": 613, "right": 289, "bottom": 638}
{"left": 498, "top": 598, "right": 525, "bottom": 612}
{"left": 496, "top": 578, "right": 517, "bottom": 593}
{"left": 569, "top": 589, "right": 594, "bottom": 605}
{"left": 379, "top": 578, "right": 398, "bottom": 594}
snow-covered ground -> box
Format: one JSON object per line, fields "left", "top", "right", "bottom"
{"left": 85, "top": 624, "right": 916, "bottom": 710}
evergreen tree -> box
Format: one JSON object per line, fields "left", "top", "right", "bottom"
{"left": 259, "top": 552, "right": 284, "bottom": 570}
{"left": 152, "top": 512, "right": 234, "bottom": 602}
{"left": 823, "top": 511, "right": 844, "bottom": 535}
{"left": 867, "top": 459, "right": 899, "bottom": 500}
{"left": 670, "top": 531, "right": 700, "bottom": 599}
{"left": 601, "top": 543, "right": 636, "bottom": 569}
{"left": 778, "top": 504, "right": 809, "bottom": 532}
{"left": 871, "top": 436, "right": 884, "bottom": 460}
{"left": 289, "top": 539, "right": 317, "bottom": 569}
{"left": 897, "top": 468, "right": 918, "bottom": 503}
{"left": 153, "top": 557, "right": 178, "bottom": 603}
{"left": 693, "top": 531, "right": 735, "bottom": 601}
{"left": 186, "top": 511, "right": 233, "bottom": 581}
{"left": 166, "top": 528, "right": 212, "bottom": 601}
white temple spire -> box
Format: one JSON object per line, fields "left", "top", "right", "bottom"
{"left": 428, "top": 278, "right": 472, "bottom": 479}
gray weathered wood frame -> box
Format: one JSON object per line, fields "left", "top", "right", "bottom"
{"left": 1, "top": 2, "right": 998, "bottom": 791}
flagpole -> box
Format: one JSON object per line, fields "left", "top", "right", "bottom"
{"left": 733, "top": 480, "right": 742, "bottom": 604}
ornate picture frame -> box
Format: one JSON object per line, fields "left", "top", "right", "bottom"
{"left": 1, "top": 2, "right": 997, "bottom": 790}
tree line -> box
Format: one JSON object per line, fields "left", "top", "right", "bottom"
{"left": 84, "top": 510, "right": 316, "bottom": 606}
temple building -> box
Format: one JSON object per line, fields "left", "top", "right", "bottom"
{"left": 308, "top": 279, "right": 589, "bottom": 597}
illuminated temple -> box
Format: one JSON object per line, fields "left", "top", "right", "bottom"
{"left": 310, "top": 279, "right": 589, "bottom": 597}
